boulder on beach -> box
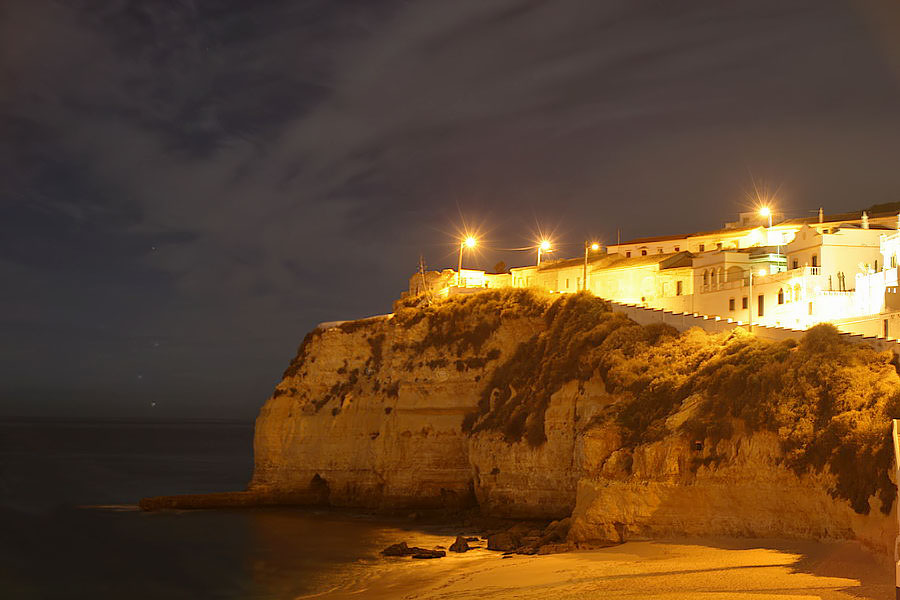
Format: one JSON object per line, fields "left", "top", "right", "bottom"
{"left": 487, "top": 532, "right": 519, "bottom": 552}
{"left": 382, "top": 541, "right": 446, "bottom": 559}
{"left": 449, "top": 535, "right": 470, "bottom": 553}
{"left": 411, "top": 549, "right": 446, "bottom": 559}
{"left": 381, "top": 542, "right": 411, "bottom": 556}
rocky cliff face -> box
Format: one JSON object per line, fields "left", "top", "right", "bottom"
{"left": 250, "top": 289, "right": 899, "bottom": 554}
{"left": 251, "top": 290, "right": 545, "bottom": 509}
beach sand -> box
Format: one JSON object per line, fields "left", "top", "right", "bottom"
{"left": 313, "top": 537, "right": 893, "bottom": 600}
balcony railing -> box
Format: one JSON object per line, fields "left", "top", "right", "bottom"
{"left": 699, "top": 265, "right": 823, "bottom": 293}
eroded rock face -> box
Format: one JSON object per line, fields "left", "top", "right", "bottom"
{"left": 250, "top": 305, "right": 543, "bottom": 509}
{"left": 249, "top": 293, "right": 897, "bottom": 555}
{"left": 569, "top": 428, "right": 896, "bottom": 554}
{"left": 468, "top": 378, "right": 614, "bottom": 519}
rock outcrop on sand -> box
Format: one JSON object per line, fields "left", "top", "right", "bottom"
{"left": 381, "top": 542, "right": 446, "bottom": 559}
{"left": 189, "top": 289, "right": 900, "bottom": 554}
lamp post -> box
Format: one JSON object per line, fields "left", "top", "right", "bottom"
{"left": 584, "top": 242, "right": 599, "bottom": 292}
{"left": 457, "top": 236, "right": 476, "bottom": 287}
{"left": 748, "top": 268, "right": 766, "bottom": 331}
{"left": 537, "top": 239, "right": 552, "bottom": 266}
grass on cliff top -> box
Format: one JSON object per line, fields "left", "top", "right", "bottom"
{"left": 467, "top": 294, "right": 900, "bottom": 515}
{"left": 392, "top": 288, "right": 548, "bottom": 356}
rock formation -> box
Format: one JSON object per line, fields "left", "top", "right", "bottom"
{"left": 244, "top": 289, "right": 900, "bottom": 555}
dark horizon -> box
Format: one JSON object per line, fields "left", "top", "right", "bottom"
{"left": 3, "top": 0, "right": 900, "bottom": 419}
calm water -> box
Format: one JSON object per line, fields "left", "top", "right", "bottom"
{"left": 0, "top": 418, "right": 436, "bottom": 599}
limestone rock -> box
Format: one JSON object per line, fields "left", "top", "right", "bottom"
{"left": 249, "top": 293, "right": 897, "bottom": 557}
{"left": 449, "top": 535, "right": 470, "bottom": 553}
{"left": 381, "top": 542, "right": 410, "bottom": 556}
{"left": 486, "top": 532, "right": 519, "bottom": 552}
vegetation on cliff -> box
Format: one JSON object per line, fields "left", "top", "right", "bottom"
{"left": 463, "top": 292, "right": 900, "bottom": 515}
{"left": 392, "top": 288, "right": 546, "bottom": 356}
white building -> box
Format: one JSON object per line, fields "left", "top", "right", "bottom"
{"left": 406, "top": 209, "right": 900, "bottom": 340}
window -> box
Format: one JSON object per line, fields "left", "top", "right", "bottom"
{"left": 566, "top": 278, "right": 570, "bottom": 289}
{"left": 742, "top": 297, "right": 748, "bottom": 309}
{"left": 884, "top": 319, "right": 889, "bottom": 338}
{"left": 811, "top": 255, "right": 818, "bottom": 267}
{"left": 875, "top": 259, "right": 879, "bottom": 272}
{"left": 699, "top": 244, "right": 705, "bottom": 252}
{"left": 716, "top": 242, "right": 723, "bottom": 250}
{"left": 674, "top": 246, "right": 680, "bottom": 252}
{"left": 808, "top": 301, "right": 813, "bottom": 315}
{"left": 625, "top": 251, "right": 631, "bottom": 258}
{"left": 757, "top": 294, "right": 764, "bottom": 317}
{"left": 777, "top": 288, "right": 784, "bottom": 304}
{"left": 703, "top": 271, "right": 708, "bottom": 285}
{"left": 658, "top": 248, "right": 663, "bottom": 254}
{"left": 676, "top": 281, "right": 683, "bottom": 296}
{"left": 641, "top": 249, "right": 647, "bottom": 256}
{"left": 892, "top": 255, "right": 898, "bottom": 269}
{"left": 792, "top": 259, "right": 798, "bottom": 269}
{"left": 729, "top": 298, "right": 735, "bottom": 311}
{"left": 576, "top": 277, "right": 581, "bottom": 290}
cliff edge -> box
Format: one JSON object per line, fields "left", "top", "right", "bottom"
{"left": 249, "top": 289, "right": 900, "bottom": 554}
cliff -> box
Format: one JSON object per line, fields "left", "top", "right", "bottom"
{"left": 249, "top": 289, "right": 900, "bottom": 554}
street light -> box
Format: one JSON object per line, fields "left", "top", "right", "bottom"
{"left": 537, "top": 239, "right": 552, "bottom": 266}
{"left": 748, "top": 267, "right": 767, "bottom": 331}
{"left": 584, "top": 241, "right": 600, "bottom": 292}
{"left": 457, "top": 236, "right": 477, "bottom": 286}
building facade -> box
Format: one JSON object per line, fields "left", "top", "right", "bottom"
{"left": 406, "top": 209, "right": 900, "bottom": 340}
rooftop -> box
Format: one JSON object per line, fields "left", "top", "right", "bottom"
{"left": 612, "top": 208, "right": 899, "bottom": 247}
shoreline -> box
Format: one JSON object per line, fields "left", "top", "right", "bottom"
{"left": 313, "top": 538, "right": 894, "bottom": 600}
{"left": 132, "top": 500, "right": 895, "bottom": 599}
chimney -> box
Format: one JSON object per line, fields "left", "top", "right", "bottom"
{"left": 862, "top": 211, "right": 869, "bottom": 229}
{"left": 818, "top": 207, "right": 824, "bottom": 223}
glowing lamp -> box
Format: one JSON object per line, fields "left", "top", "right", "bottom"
{"left": 758, "top": 269, "right": 767, "bottom": 276}
{"left": 464, "top": 236, "right": 477, "bottom": 248}
{"left": 759, "top": 206, "right": 771, "bottom": 217}
{"left": 539, "top": 240, "right": 552, "bottom": 251}
{"left": 590, "top": 243, "right": 600, "bottom": 251}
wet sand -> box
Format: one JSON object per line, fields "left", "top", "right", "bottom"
{"left": 314, "top": 538, "right": 893, "bottom": 600}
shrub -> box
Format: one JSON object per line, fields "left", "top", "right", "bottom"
{"left": 467, "top": 293, "right": 617, "bottom": 445}
{"left": 393, "top": 288, "right": 549, "bottom": 357}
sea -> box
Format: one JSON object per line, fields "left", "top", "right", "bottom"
{"left": 0, "top": 418, "right": 444, "bottom": 600}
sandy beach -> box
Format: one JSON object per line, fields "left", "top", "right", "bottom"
{"left": 314, "top": 537, "right": 893, "bottom": 600}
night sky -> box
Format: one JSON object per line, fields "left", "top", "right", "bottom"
{"left": 3, "top": 1, "right": 900, "bottom": 419}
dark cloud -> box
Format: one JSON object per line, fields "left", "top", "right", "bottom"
{"left": 2, "top": 0, "right": 900, "bottom": 418}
